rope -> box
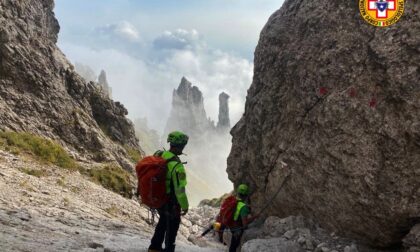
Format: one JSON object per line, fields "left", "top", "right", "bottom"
{"left": 255, "top": 171, "right": 291, "bottom": 217}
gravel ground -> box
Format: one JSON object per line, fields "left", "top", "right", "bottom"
{"left": 0, "top": 150, "right": 223, "bottom": 252}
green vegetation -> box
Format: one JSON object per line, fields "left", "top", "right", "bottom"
{"left": 105, "top": 205, "right": 119, "bottom": 216}
{"left": 98, "top": 122, "right": 111, "bottom": 137}
{"left": 19, "top": 179, "right": 35, "bottom": 192}
{"left": 63, "top": 197, "right": 70, "bottom": 207}
{"left": 125, "top": 146, "right": 142, "bottom": 164}
{"left": 70, "top": 186, "right": 80, "bottom": 193}
{"left": 20, "top": 168, "right": 48, "bottom": 178}
{"left": 0, "top": 131, "right": 134, "bottom": 199}
{"left": 0, "top": 131, "right": 77, "bottom": 169}
{"left": 57, "top": 177, "right": 66, "bottom": 187}
{"left": 79, "top": 165, "right": 133, "bottom": 198}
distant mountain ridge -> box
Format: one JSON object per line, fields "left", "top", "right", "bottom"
{"left": 164, "top": 76, "right": 231, "bottom": 138}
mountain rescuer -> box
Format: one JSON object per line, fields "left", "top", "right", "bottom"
{"left": 148, "top": 131, "right": 189, "bottom": 252}
{"left": 206, "top": 184, "right": 258, "bottom": 252}
{"left": 228, "top": 184, "right": 258, "bottom": 252}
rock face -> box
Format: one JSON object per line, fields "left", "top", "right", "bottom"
{"left": 164, "top": 77, "right": 233, "bottom": 204}
{"left": 239, "top": 215, "right": 379, "bottom": 252}
{"left": 98, "top": 70, "right": 112, "bottom": 98}
{"left": 217, "top": 92, "right": 231, "bottom": 131}
{"left": 227, "top": 0, "right": 419, "bottom": 248}
{"left": 165, "top": 77, "right": 215, "bottom": 138}
{"left": 0, "top": 0, "right": 140, "bottom": 169}
{"left": 0, "top": 150, "right": 220, "bottom": 252}
{"left": 404, "top": 224, "right": 420, "bottom": 252}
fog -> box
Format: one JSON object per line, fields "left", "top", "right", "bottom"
{"left": 54, "top": 0, "right": 282, "bottom": 204}
{"left": 60, "top": 33, "right": 253, "bottom": 132}
{"left": 181, "top": 132, "right": 234, "bottom": 205}
{"left": 64, "top": 30, "right": 252, "bottom": 204}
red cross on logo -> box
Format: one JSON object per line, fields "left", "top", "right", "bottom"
{"left": 368, "top": 0, "right": 396, "bottom": 19}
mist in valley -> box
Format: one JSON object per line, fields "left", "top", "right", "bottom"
{"left": 55, "top": 0, "right": 281, "bottom": 204}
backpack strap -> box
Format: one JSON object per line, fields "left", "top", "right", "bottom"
{"left": 155, "top": 150, "right": 183, "bottom": 194}
{"left": 153, "top": 150, "right": 164, "bottom": 157}
{"left": 233, "top": 199, "right": 246, "bottom": 221}
{"left": 166, "top": 155, "right": 180, "bottom": 164}
{"left": 167, "top": 156, "right": 182, "bottom": 183}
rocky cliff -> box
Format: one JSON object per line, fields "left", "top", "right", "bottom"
{"left": 98, "top": 70, "right": 112, "bottom": 98}
{"left": 217, "top": 92, "right": 231, "bottom": 132}
{"left": 0, "top": 0, "right": 140, "bottom": 170}
{"left": 164, "top": 77, "right": 215, "bottom": 139}
{"left": 227, "top": 0, "right": 419, "bottom": 249}
{"left": 164, "top": 77, "right": 233, "bottom": 204}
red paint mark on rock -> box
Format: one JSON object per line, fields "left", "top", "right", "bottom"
{"left": 319, "top": 87, "right": 328, "bottom": 96}
{"left": 369, "top": 97, "right": 377, "bottom": 108}
{"left": 349, "top": 87, "right": 357, "bottom": 97}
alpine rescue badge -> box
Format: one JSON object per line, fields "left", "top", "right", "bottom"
{"left": 359, "top": 0, "right": 405, "bottom": 27}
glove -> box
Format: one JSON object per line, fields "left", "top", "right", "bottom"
{"left": 181, "top": 209, "right": 188, "bottom": 216}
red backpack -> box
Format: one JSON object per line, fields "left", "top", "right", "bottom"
{"left": 136, "top": 155, "right": 169, "bottom": 209}
{"left": 217, "top": 195, "right": 240, "bottom": 228}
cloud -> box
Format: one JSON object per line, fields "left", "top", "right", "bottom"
{"left": 59, "top": 25, "right": 254, "bottom": 205}
{"left": 157, "top": 46, "right": 253, "bottom": 124}
{"left": 96, "top": 21, "right": 140, "bottom": 42}
{"left": 153, "top": 29, "right": 202, "bottom": 50}
{"left": 59, "top": 27, "right": 253, "bottom": 132}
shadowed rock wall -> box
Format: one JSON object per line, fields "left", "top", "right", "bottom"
{"left": 227, "top": 0, "right": 419, "bottom": 247}
{"left": 0, "top": 0, "right": 141, "bottom": 169}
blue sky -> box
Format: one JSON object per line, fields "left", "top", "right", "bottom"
{"left": 54, "top": 0, "right": 284, "bottom": 131}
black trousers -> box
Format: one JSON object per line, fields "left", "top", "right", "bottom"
{"left": 229, "top": 230, "right": 243, "bottom": 252}
{"left": 149, "top": 203, "right": 181, "bottom": 252}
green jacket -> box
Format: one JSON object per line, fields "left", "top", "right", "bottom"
{"left": 233, "top": 198, "right": 250, "bottom": 222}
{"left": 157, "top": 150, "right": 189, "bottom": 210}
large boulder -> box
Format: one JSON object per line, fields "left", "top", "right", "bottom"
{"left": 242, "top": 238, "right": 304, "bottom": 252}
{"left": 0, "top": 0, "right": 141, "bottom": 168}
{"left": 227, "top": 0, "right": 419, "bottom": 248}
{"left": 404, "top": 224, "right": 420, "bottom": 252}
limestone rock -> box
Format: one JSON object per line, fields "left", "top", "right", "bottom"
{"left": 217, "top": 92, "right": 231, "bottom": 131}
{"left": 404, "top": 224, "right": 420, "bottom": 252}
{"left": 242, "top": 238, "right": 304, "bottom": 252}
{"left": 98, "top": 70, "right": 112, "bottom": 98}
{"left": 227, "top": 0, "right": 420, "bottom": 247}
{"left": 164, "top": 77, "right": 215, "bottom": 138}
{"left": 0, "top": 0, "right": 141, "bottom": 167}
{"left": 241, "top": 214, "right": 388, "bottom": 252}
{"left": 263, "top": 216, "right": 306, "bottom": 237}
{"left": 0, "top": 149, "right": 220, "bottom": 252}
{"left": 164, "top": 77, "right": 233, "bottom": 204}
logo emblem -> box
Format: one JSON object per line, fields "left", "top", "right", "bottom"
{"left": 359, "top": 0, "right": 405, "bottom": 27}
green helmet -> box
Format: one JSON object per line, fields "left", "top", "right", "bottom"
{"left": 167, "top": 131, "right": 189, "bottom": 146}
{"left": 237, "top": 184, "right": 249, "bottom": 195}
